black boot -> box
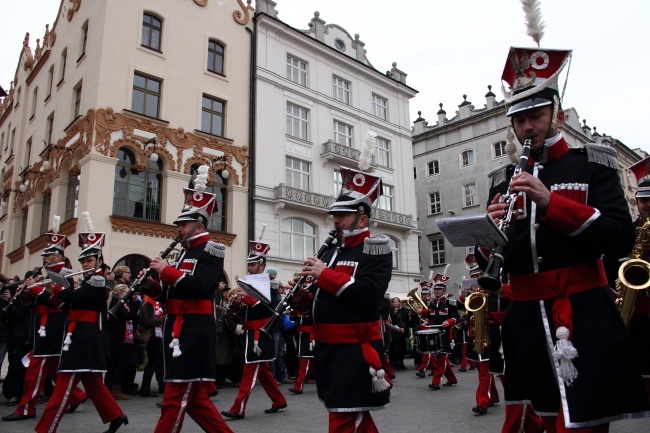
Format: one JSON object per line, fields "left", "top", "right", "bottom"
{"left": 104, "top": 414, "right": 128, "bottom": 433}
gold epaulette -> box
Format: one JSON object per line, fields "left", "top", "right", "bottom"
{"left": 205, "top": 241, "right": 226, "bottom": 258}
{"left": 363, "top": 234, "right": 391, "bottom": 255}
{"left": 584, "top": 144, "right": 618, "bottom": 169}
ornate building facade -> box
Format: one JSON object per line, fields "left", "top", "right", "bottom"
{"left": 411, "top": 89, "right": 645, "bottom": 289}
{"left": 252, "top": 1, "right": 421, "bottom": 296}
{"left": 0, "top": 0, "right": 254, "bottom": 281}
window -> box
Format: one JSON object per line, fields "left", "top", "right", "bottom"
{"left": 413, "top": 166, "right": 417, "bottom": 180}
{"left": 430, "top": 237, "right": 445, "bottom": 266}
{"left": 280, "top": 218, "right": 316, "bottom": 260}
{"left": 387, "top": 236, "right": 399, "bottom": 270}
{"left": 9, "top": 128, "right": 16, "bottom": 156}
{"left": 286, "top": 55, "right": 306, "bottom": 86}
{"left": 375, "top": 137, "right": 390, "bottom": 168}
{"left": 30, "top": 87, "right": 38, "bottom": 119}
{"left": 113, "top": 147, "right": 162, "bottom": 221}
{"left": 79, "top": 20, "right": 89, "bottom": 59}
{"left": 141, "top": 13, "right": 162, "bottom": 51}
{"left": 207, "top": 39, "right": 224, "bottom": 75}
{"left": 333, "top": 169, "right": 342, "bottom": 198}
{"left": 427, "top": 160, "right": 440, "bottom": 176}
{"left": 132, "top": 73, "right": 161, "bottom": 118}
{"left": 285, "top": 156, "right": 310, "bottom": 190}
{"left": 463, "top": 182, "right": 478, "bottom": 208}
{"left": 494, "top": 140, "right": 507, "bottom": 159}
{"left": 46, "top": 66, "right": 54, "bottom": 99}
{"left": 58, "top": 49, "right": 67, "bottom": 85}
{"left": 20, "top": 209, "right": 28, "bottom": 247}
{"left": 332, "top": 76, "right": 350, "bottom": 104}
{"left": 201, "top": 94, "right": 225, "bottom": 136}
{"left": 335, "top": 39, "right": 345, "bottom": 51}
{"left": 73, "top": 82, "right": 82, "bottom": 118}
{"left": 24, "top": 138, "right": 32, "bottom": 170}
{"left": 286, "top": 103, "right": 308, "bottom": 140}
{"left": 39, "top": 193, "right": 51, "bottom": 236}
{"left": 0, "top": 132, "right": 4, "bottom": 157}
{"left": 65, "top": 174, "right": 79, "bottom": 221}
{"left": 378, "top": 184, "right": 393, "bottom": 211}
{"left": 461, "top": 150, "right": 475, "bottom": 167}
{"left": 46, "top": 113, "right": 54, "bottom": 145}
{"left": 428, "top": 191, "right": 441, "bottom": 215}
{"left": 333, "top": 121, "right": 352, "bottom": 147}
{"left": 372, "top": 94, "right": 388, "bottom": 120}
{"left": 15, "top": 87, "right": 21, "bottom": 108}
{"left": 190, "top": 165, "right": 227, "bottom": 232}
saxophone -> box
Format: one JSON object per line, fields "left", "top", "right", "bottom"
{"left": 465, "top": 291, "right": 490, "bottom": 354}
{"left": 616, "top": 216, "right": 650, "bottom": 327}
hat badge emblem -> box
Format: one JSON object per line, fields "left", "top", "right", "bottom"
{"left": 51, "top": 235, "right": 59, "bottom": 242}
{"left": 530, "top": 51, "right": 549, "bottom": 70}
{"left": 88, "top": 233, "right": 96, "bottom": 242}
{"left": 352, "top": 173, "right": 366, "bottom": 187}
{"left": 193, "top": 191, "right": 203, "bottom": 202}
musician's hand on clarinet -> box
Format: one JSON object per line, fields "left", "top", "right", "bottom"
{"left": 149, "top": 256, "right": 167, "bottom": 275}
{"left": 509, "top": 171, "right": 551, "bottom": 212}
{"left": 302, "top": 256, "right": 326, "bottom": 279}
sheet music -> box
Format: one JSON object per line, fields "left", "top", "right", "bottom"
{"left": 237, "top": 273, "right": 271, "bottom": 304}
{"left": 435, "top": 214, "right": 507, "bottom": 247}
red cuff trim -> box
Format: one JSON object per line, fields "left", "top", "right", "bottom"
{"left": 242, "top": 295, "right": 259, "bottom": 307}
{"left": 317, "top": 268, "right": 352, "bottom": 297}
{"left": 542, "top": 193, "right": 598, "bottom": 236}
{"left": 160, "top": 266, "right": 184, "bottom": 286}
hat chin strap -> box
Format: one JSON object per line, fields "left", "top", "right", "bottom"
{"left": 182, "top": 221, "right": 201, "bottom": 248}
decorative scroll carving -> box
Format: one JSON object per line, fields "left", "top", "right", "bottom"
{"left": 233, "top": 0, "right": 254, "bottom": 25}
{"left": 193, "top": 0, "right": 208, "bottom": 6}
{"left": 110, "top": 215, "right": 236, "bottom": 246}
{"left": 23, "top": 33, "right": 35, "bottom": 70}
{"left": 67, "top": 0, "right": 82, "bottom": 21}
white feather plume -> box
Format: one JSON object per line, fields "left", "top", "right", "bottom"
{"left": 520, "top": 0, "right": 545, "bottom": 47}
{"left": 52, "top": 215, "right": 61, "bottom": 234}
{"left": 428, "top": 271, "right": 434, "bottom": 281}
{"left": 359, "top": 130, "right": 377, "bottom": 172}
{"left": 82, "top": 211, "right": 94, "bottom": 233}
{"left": 259, "top": 223, "right": 267, "bottom": 241}
{"left": 193, "top": 165, "right": 209, "bottom": 191}
{"left": 442, "top": 264, "right": 450, "bottom": 277}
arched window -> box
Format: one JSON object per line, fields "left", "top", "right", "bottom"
{"left": 387, "top": 236, "right": 399, "bottom": 270}
{"left": 280, "top": 218, "right": 316, "bottom": 260}
{"left": 39, "top": 192, "right": 51, "bottom": 236}
{"left": 189, "top": 164, "right": 227, "bottom": 232}
{"left": 65, "top": 173, "right": 79, "bottom": 221}
{"left": 207, "top": 39, "right": 224, "bottom": 75}
{"left": 113, "top": 147, "right": 162, "bottom": 221}
{"left": 142, "top": 13, "right": 162, "bottom": 51}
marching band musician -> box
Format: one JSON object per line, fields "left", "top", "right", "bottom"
{"left": 35, "top": 214, "right": 128, "bottom": 433}
{"left": 478, "top": 7, "right": 650, "bottom": 430}
{"left": 288, "top": 276, "right": 315, "bottom": 395}
{"left": 142, "top": 166, "right": 232, "bottom": 433}
{"left": 221, "top": 241, "right": 287, "bottom": 420}
{"left": 2, "top": 219, "right": 87, "bottom": 422}
{"left": 295, "top": 167, "right": 392, "bottom": 433}
{"left": 413, "top": 275, "right": 459, "bottom": 390}
{"left": 414, "top": 281, "right": 434, "bottom": 378}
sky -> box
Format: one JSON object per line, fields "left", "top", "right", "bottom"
{"left": 2, "top": 0, "right": 649, "bottom": 152}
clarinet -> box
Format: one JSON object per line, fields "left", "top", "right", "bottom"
{"left": 261, "top": 229, "right": 338, "bottom": 334}
{"left": 2, "top": 266, "right": 46, "bottom": 313}
{"left": 108, "top": 236, "right": 181, "bottom": 317}
{"left": 478, "top": 139, "right": 532, "bottom": 292}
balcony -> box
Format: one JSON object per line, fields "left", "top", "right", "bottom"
{"left": 274, "top": 184, "right": 333, "bottom": 215}
{"left": 373, "top": 208, "right": 415, "bottom": 232}
{"left": 320, "top": 139, "right": 376, "bottom": 167}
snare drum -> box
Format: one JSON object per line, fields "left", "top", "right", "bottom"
{"left": 415, "top": 329, "right": 442, "bottom": 354}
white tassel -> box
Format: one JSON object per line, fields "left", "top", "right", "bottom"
{"left": 358, "top": 130, "right": 377, "bottom": 172}
{"left": 63, "top": 332, "right": 73, "bottom": 351}
{"left": 38, "top": 325, "right": 47, "bottom": 337}
{"left": 309, "top": 340, "right": 314, "bottom": 351}
{"left": 553, "top": 326, "right": 578, "bottom": 386}
{"left": 169, "top": 335, "right": 182, "bottom": 357}
{"left": 368, "top": 367, "right": 391, "bottom": 393}
{"left": 253, "top": 340, "right": 262, "bottom": 356}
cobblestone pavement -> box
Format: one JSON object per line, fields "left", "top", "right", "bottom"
{"left": 0, "top": 364, "right": 646, "bottom": 432}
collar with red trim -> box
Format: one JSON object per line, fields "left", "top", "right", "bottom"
{"left": 186, "top": 232, "right": 210, "bottom": 249}
{"left": 530, "top": 133, "right": 569, "bottom": 164}
{"left": 340, "top": 228, "right": 370, "bottom": 248}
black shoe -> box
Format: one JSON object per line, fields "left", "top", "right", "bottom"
{"left": 288, "top": 388, "right": 302, "bottom": 395}
{"left": 67, "top": 397, "right": 88, "bottom": 413}
{"left": 264, "top": 404, "right": 287, "bottom": 414}
{"left": 416, "top": 370, "right": 425, "bottom": 378}
{"left": 2, "top": 413, "right": 36, "bottom": 421}
{"left": 139, "top": 390, "right": 159, "bottom": 398}
{"left": 5, "top": 397, "right": 18, "bottom": 406}
{"left": 472, "top": 406, "right": 487, "bottom": 415}
{"left": 443, "top": 381, "right": 458, "bottom": 386}
{"left": 104, "top": 414, "right": 128, "bottom": 433}
{"left": 458, "top": 368, "right": 467, "bottom": 372}
{"left": 428, "top": 384, "right": 440, "bottom": 390}
{"left": 156, "top": 401, "right": 163, "bottom": 408}
{"left": 221, "top": 411, "right": 244, "bottom": 420}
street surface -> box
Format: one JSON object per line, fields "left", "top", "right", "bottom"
{"left": 0, "top": 362, "right": 646, "bottom": 432}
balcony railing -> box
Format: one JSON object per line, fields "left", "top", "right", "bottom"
{"left": 320, "top": 140, "right": 376, "bottom": 166}
{"left": 373, "top": 208, "right": 414, "bottom": 228}
{"left": 274, "top": 184, "right": 332, "bottom": 210}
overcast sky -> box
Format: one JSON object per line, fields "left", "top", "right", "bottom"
{"left": 2, "top": 0, "right": 648, "bottom": 153}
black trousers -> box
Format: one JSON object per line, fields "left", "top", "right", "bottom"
{"left": 2, "top": 342, "right": 30, "bottom": 399}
